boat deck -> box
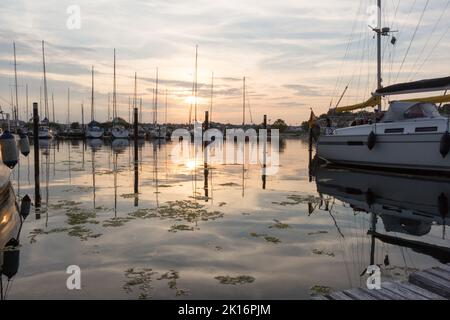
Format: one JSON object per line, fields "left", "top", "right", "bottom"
{"left": 312, "top": 264, "right": 450, "bottom": 300}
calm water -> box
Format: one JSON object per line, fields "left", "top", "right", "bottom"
{"left": 3, "top": 138, "right": 449, "bottom": 299}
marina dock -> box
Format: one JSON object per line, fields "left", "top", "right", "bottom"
{"left": 312, "top": 264, "right": 450, "bottom": 300}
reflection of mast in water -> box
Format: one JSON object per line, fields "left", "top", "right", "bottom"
{"left": 68, "top": 142, "right": 72, "bottom": 185}
{"left": 45, "top": 146, "right": 50, "bottom": 227}
{"left": 153, "top": 142, "right": 159, "bottom": 208}
{"left": 91, "top": 148, "right": 96, "bottom": 209}
{"left": 113, "top": 153, "right": 118, "bottom": 218}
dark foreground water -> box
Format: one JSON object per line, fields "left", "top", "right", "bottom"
{"left": 3, "top": 138, "right": 449, "bottom": 299}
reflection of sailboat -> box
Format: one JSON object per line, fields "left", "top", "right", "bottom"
{"left": 111, "top": 139, "right": 129, "bottom": 154}
{"left": 87, "top": 138, "right": 103, "bottom": 152}
{"left": 315, "top": 165, "right": 450, "bottom": 262}
{"left": 0, "top": 183, "right": 22, "bottom": 300}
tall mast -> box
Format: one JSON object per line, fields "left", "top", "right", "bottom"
{"left": 140, "top": 97, "right": 143, "bottom": 124}
{"left": 107, "top": 93, "right": 111, "bottom": 121}
{"left": 91, "top": 66, "right": 95, "bottom": 122}
{"left": 376, "top": 0, "right": 382, "bottom": 111}
{"left": 194, "top": 45, "right": 198, "bottom": 122}
{"left": 51, "top": 92, "right": 55, "bottom": 123}
{"left": 26, "top": 84, "right": 28, "bottom": 122}
{"left": 134, "top": 72, "right": 137, "bottom": 113}
{"left": 155, "top": 68, "right": 159, "bottom": 125}
{"left": 243, "top": 77, "right": 246, "bottom": 126}
{"left": 42, "top": 41, "right": 49, "bottom": 119}
{"left": 165, "top": 89, "right": 168, "bottom": 125}
{"left": 210, "top": 72, "right": 214, "bottom": 123}
{"left": 13, "top": 42, "right": 19, "bottom": 122}
{"left": 67, "top": 88, "right": 70, "bottom": 125}
{"left": 113, "top": 49, "right": 117, "bottom": 121}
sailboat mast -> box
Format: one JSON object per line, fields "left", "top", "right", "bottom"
{"left": 67, "top": 88, "right": 70, "bottom": 125}
{"left": 194, "top": 45, "right": 198, "bottom": 122}
{"left": 155, "top": 68, "right": 159, "bottom": 125}
{"left": 134, "top": 72, "right": 137, "bottom": 113}
{"left": 243, "top": 77, "right": 246, "bottom": 126}
{"left": 42, "top": 41, "right": 49, "bottom": 119}
{"left": 91, "top": 66, "right": 95, "bottom": 122}
{"left": 376, "top": 0, "right": 382, "bottom": 111}
{"left": 210, "top": 72, "right": 214, "bottom": 123}
{"left": 113, "top": 49, "right": 117, "bottom": 121}
{"left": 51, "top": 92, "right": 55, "bottom": 123}
{"left": 165, "top": 89, "right": 168, "bottom": 125}
{"left": 26, "top": 84, "right": 28, "bottom": 122}
{"left": 13, "top": 42, "right": 19, "bottom": 122}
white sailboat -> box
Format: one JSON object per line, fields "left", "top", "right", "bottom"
{"left": 110, "top": 49, "right": 130, "bottom": 139}
{"left": 317, "top": 1, "right": 450, "bottom": 173}
{"left": 86, "top": 66, "right": 104, "bottom": 139}
{"left": 38, "top": 41, "right": 53, "bottom": 140}
{"left": 150, "top": 68, "right": 167, "bottom": 139}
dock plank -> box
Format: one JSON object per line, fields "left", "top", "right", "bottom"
{"left": 396, "top": 282, "right": 446, "bottom": 300}
{"left": 409, "top": 271, "right": 450, "bottom": 299}
{"left": 328, "top": 291, "right": 353, "bottom": 300}
{"left": 436, "top": 265, "right": 450, "bottom": 275}
{"left": 343, "top": 288, "right": 378, "bottom": 300}
{"left": 363, "top": 288, "right": 403, "bottom": 300}
{"left": 425, "top": 268, "right": 450, "bottom": 281}
{"left": 381, "top": 282, "right": 428, "bottom": 300}
{"left": 311, "top": 295, "right": 331, "bottom": 300}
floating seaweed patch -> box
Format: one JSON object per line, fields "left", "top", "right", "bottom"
{"left": 66, "top": 208, "right": 98, "bottom": 226}
{"left": 214, "top": 275, "right": 255, "bottom": 285}
{"left": 169, "top": 224, "right": 196, "bottom": 233}
{"left": 28, "top": 226, "right": 101, "bottom": 243}
{"left": 219, "top": 182, "right": 240, "bottom": 187}
{"left": 312, "top": 249, "right": 335, "bottom": 257}
{"left": 123, "top": 268, "right": 189, "bottom": 299}
{"left": 307, "top": 231, "right": 328, "bottom": 236}
{"left": 218, "top": 202, "right": 227, "bottom": 207}
{"left": 250, "top": 233, "right": 281, "bottom": 244}
{"left": 48, "top": 200, "right": 82, "bottom": 210}
{"left": 102, "top": 217, "right": 134, "bottom": 228}
{"left": 310, "top": 285, "right": 331, "bottom": 296}
{"left": 273, "top": 194, "right": 322, "bottom": 206}
{"left": 121, "top": 193, "right": 138, "bottom": 199}
{"left": 268, "top": 219, "right": 291, "bottom": 230}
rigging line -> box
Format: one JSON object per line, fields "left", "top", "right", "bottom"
{"left": 395, "top": 0, "right": 430, "bottom": 83}
{"left": 410, "top": 10, "right": 450, "bottom": 80}
{"left": 331, "top": 0, "right": 365, "bottom": 101}
{"left": 407, "top": 0, "right": 450, "bottom": 81}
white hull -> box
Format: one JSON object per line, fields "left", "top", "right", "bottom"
{"left": 38, "top": 130, "right": 53, "bottom": 140}
{"left": 111, "top": 128, "right": 130, "bottom": 139}
{"left": 318, "top": 117, "right": 450, "bottom": 172}
{"left": 85, "top": 130, "right": 104, "bottom": 139}
{"left": 150, "top": 126, "right": 167, "bottom": 139}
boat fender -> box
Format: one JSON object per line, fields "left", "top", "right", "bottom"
{"left": 438, "top": 193, "right": 448, "bottom": 218}
{"left": 367, "top": 131, "right": 377, "bottom": 150}
{"left": 20, "top": 195, "right": 32, "bottom": 220}
{"left": 1, "top": 239, "right": 20, "bottom": 279}
{"left": 0, "top": 131, "right": 19, "bottom": 169}
{"left": 440, "top": 132, "right": 450, "bottom": 158}
{"left": 19, "top": 132, "right": 30, "bottom": 156}
{"left": 366, "top": 189, "right": 375, "bottom": 207}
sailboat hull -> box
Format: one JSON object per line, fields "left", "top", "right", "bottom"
{"left": 318, "top": 131, "right": 450, "bottom": 172}
{"left": 111, "top": 128, "right": 129, "bottom": 139}
{"left": 85, "top": 130, "right": 104, "bottom": 139}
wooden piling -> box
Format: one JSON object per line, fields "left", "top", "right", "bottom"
{"left": 133, "top": 107, "right": 139, "bottom": 202}
{"left": 33, "top": 103, "right": 41, "bottom": 218}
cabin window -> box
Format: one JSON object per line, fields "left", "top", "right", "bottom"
{"left": 385, "top": 128, "right": 404, "bottom": 134}
{"left": 415, "top": 126, "right": 438, "bottom": 133}
{"left": 404, "top": 105, "right": 426, "bottom": 119}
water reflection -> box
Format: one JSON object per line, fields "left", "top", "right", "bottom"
{"left": 4, "top": 138, "right": 450, "bottom": 299}
{"left": 315, "top": 165, "right": 450, "bottom": 263}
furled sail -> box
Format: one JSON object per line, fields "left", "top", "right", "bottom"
{"left": 332, "top": 96, "right": 381, "bottom": 113}
{"left": 398, "top": 94, "right": 450, "bottom": 104}
{"left": 375, "top": 76, "right": 450, "bottom": 96}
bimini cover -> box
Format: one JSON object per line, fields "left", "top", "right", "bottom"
{"left": 376, "top": 76, "right": 450, "bottom": 96}
{"left": 382, "top": 101, "right": 443, "bottom": 122}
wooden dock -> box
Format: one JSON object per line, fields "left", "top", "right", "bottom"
{"left": 312, "top": 264, "right": 450, "bottom": 300}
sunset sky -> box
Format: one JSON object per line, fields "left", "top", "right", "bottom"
{"left": 1, "top": 0, "right": 449, "bottom": 125}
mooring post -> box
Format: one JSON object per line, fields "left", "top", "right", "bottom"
{"left": 204, "top": 111, "right": 209, "bottom": 201}
{"left": 309, "top": 127, "right": 313, "bottom": 182}
{"left": 262, "top": 115, "right": 267, "bottom": 190}
{"left": 33, "top": 102, "right": 41, "bottom": 219}
{"left": 133, "top": 107, "right": 139, "bottom": 204}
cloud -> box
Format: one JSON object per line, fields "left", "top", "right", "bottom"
{"left": 282, "top": 84, "right": 324, "bottom": 97}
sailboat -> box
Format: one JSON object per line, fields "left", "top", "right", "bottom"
{"left": 86, "top": 66, "right": 104, "bottom": 139}
{"left": 38, "top": 41, "right": 53, "bottom": 140}
{"left": 316, "top": 1, "right": 450, "bottom": 172}
{"left": 150, "top": 69, "right": 167, "bottom": 139}
{"left": 110, "top": 49, "right": 130, "bottom": 139}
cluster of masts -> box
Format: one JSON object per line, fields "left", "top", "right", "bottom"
{"left": 3, "top": 41, "right": 254, "bottom": 140}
